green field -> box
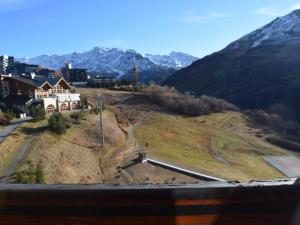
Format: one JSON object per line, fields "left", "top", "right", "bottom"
{"left": 135, "top": 112, "right": 293, "bottom": 181}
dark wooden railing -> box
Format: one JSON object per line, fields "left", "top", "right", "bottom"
{"left": 0, "top": 180, "right": 299, "bottom": 225}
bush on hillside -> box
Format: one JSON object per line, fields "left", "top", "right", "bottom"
{"left": 245, "top": 109, "right": 300, "bottom": 135}
{"left": 29, "top": 105, "right": 45, "bottom": 122}
{"left": 143, "top": 84, "right": 239, "bottom": 116}
{"left": 48, "top": 113, "right": 67, "bottom": 135}
{"left": 70, "top": 110, "right": 86, "bottom": 124}
{"left": 35, "top": 161, "right": 45, "bottom": 184}
{"left": 14, "top": 160, "right": 45, "bottom": 184}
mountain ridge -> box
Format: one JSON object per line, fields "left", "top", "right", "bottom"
{"left": 19, "top": 47, "right": 198, "bottom": 83}
{"left": 165, "top": 9, "right": 300, "bottom": 121}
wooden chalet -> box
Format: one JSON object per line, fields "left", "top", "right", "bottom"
{"left": 0, "top": 74, "right": 81, "bottom": 116}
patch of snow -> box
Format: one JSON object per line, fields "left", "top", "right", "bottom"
{"left": 227, "top": 9, "right": 300, "bottom": 50}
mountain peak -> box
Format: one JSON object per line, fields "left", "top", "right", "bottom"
{"left": 169, "top": 51, "right": 182, "bottom": 56}
{"left": 291, "top": 8, "right": 300, "bottom": 16}
{"left": 226, "top": 10, "right": 300, "bottom": 51}
{"left": 92, "top": 46, "right": 110, "bottom": 52}
{"left": 20, "top": 46, "right": 198, "bottom": 83}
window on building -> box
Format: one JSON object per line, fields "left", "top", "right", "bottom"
{"left": 71, "top": 102, "right": 78, "bottom": 110}
{"left": 60, "top": 102, "right": 69, "bottom": 112}
{"left": 46, "top": 104, "right": 56, "bottom": 114}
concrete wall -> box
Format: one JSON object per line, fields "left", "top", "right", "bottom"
{"left": 43, "top": 98, "right": 57, "bottom": 113}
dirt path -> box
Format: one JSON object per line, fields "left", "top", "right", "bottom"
{"left": 0, "top": 125, "right": 47, "bottom": 181}
{"left": 0, "top": 117, "right": 32, "bottom": 143}
{"left": 208, "top": 133, "right": 229, "bottom": 164}
{"left": 216, "top": 113, "right": 236, "bottom": 128}
{"left": 218, "top": 114, "right": 273, "bottom": 154}
{"left": 133, "top": 111, "right": 153, "bottom": 127}
{"left": 204, "top": 114, "right": 235, "bottom": 164}
{"left": 114, "top": 92, "right": 153, "bottom": 165}
{"left": 100, "top": 108, "right": 153, "bottom": 183}
{"left": 1, "top": 136, "right": 35, "bottom": 179}
{"left": 98, "top": 108, "right": 137, "bottom": 183}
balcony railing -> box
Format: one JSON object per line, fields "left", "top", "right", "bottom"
{"left": 0, "top": 180, "right": 299, "bottom": 225}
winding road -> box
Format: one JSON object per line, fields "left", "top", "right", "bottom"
{"left": 0, "top": 117, "right": 32, "bottom": 143}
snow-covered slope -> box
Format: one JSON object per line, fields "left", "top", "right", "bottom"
{"left": 19, "top": 47, "right": 198, "bottom": 83}
{"left": 226, "top": 9, "right": 300, "bottom": 50}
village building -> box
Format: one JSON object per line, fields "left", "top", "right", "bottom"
{"left": 0, "top": 73, "right": 80, "bottom": 116}
{"left": 0, "top": 55, "right": 15, "bottom": 75}
{"left": 61, "top": 63, "right": 87, "bottom": 86}
{"left": 14, "top": 62, "right": 39, "bottom": 75}
{"left": 87, "top": 75, "right": 116, "bottom": 88}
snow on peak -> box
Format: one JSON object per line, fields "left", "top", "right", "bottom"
{"left": 145, "top": 52, "right": 198, "bottom": 69}
{"left": 227, "top": 9, "right": 300, "bottom": 50}
{"left": 20, "top": 47, "right": 198, "bottom": 77}
{"left": 92, "top": 46, "right": 110, "bottom": 52}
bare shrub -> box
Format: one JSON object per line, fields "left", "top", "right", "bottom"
{"left": 143, "top": 84, "right": 239, "bottom": 116}
{"left": 109, "top": 106, "right": 129, "bottom": 127}
{"left": 245, "top": 109, "right": 300, "bottom": 135}
{"left": 70, "top": 111, "right": 86, "bottom": 124}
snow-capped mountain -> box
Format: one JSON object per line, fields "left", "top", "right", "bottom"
{"left": 166, "top": 9, "right": 300, "bottom": 121}
{"left": 20, "top": 47, "right": 197, "bottom": 83}
{"left": 145, "top": 52, "right": 198, "bottom": 69}
{"left": 226, "top": 9, "right": 300, "bottom": 50}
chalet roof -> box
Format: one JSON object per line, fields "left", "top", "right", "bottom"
{"left": 9, "top": 75, "right": 41, "bottom": 87}
{"left": 36, "top": 77, "right": 64, "bottom": 87}
{"left": 10, "top": 75, "right": 70, "bottom": 88}
{"left": 4, "top": 95, "right": 33, "bottom": 111}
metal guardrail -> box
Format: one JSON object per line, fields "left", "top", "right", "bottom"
{"left": 146, "top": 158, "right": 226, "bottom": 181}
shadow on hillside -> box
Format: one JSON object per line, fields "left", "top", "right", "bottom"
{"left": 60, "top": 137, "right": 100, "bottom": 151}
{"left": 244, "top": 116, "right": 300, "bottom": 153}
{"left": 20, "top": 126, "right": 48, "bottom": 135}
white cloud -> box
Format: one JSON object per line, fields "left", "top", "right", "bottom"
{"left": 255, "top": 7, "right": 280, "bottom": 16}
{"left": 177, "top": 11, "right": 230, "bottom": 23}
{"left": 177, "top": 15, "right": 207, "bottom": 23}
{"left": 255, "top": 2, "right": 300, "bottom": 16}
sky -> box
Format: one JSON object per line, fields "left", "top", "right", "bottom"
{"left": 1, "top": 0, "right": 300, "bottom": 58}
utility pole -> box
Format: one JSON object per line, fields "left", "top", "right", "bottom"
{"left": 98, "top": 94, "right": 105, "bottom": 147}
{"left": 131, "top": 56, "right": 138, "bottom": 88}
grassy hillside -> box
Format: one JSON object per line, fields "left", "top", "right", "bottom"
{"left": 3, "top": 88, "right": 296, "bottom": 184}
{"left": 13, "top": 92, "right": 200, "bottom": 184}
{"left": 18, "top": 111, "right": 127, "bottom": 184}
{"left": 135, "top": 111, "right": 294, "bottom": 181}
